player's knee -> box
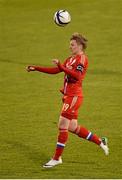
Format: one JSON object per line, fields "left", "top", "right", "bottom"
{"left": 70, "top": 125, "right": 80, "bottom": 134}
{"left": 58, "top": 115, "right": 70, "bottom": 130}
{"left": 68, "top": 119, "right": 78, "bottom": 133}
{"left": 68, "top": 124, "right": 77, "bottom": 132}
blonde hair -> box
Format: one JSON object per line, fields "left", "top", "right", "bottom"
{"left": 70, "top": 32, "right": 88, "bottom": 49}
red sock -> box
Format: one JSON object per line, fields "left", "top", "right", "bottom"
{"left": 75, "top": 126, "right": 101, "bottom": 145}
{"left": 53, "top": 130, "right": 68, "bottom": 160}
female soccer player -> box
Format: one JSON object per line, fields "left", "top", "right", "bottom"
{"left": 26, "top": 33, "right": 109, "bottom": 168}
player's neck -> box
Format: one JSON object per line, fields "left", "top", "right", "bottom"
{"left": 72, "top": 51, "right": 84, "bottom": 57}
{"left": 78, "top": 51, "right": 84, "bottom": 55}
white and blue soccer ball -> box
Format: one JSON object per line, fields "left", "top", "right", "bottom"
{"left": 54, "top": 10, "right": 71, "bottom": 27}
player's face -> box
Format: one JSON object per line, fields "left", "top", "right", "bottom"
{"left": 69, "top": 40, "right": 82, "bottom": 55}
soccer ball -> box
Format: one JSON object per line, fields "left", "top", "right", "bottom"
{"left": 54, "top": 10, "right": 71, "bottom": 27}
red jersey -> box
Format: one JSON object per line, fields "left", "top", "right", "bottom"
{"left": 60, "top": 54, "right": 88, "bottom": 97}
{"left": 33, "top": 53, "right": 88, "bottom": 97}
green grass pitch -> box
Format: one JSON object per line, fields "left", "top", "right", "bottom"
{"left": 0, "top": 0, "right": 122, "bottom": 178}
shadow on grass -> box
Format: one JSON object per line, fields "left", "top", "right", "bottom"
{"left": 0, "top": 57, "right": 122, "bottom": 75}
{"left": 0, "top": 58, "right": 45, "bottom": 66}
{"left": 4, "top": 139, "right": 48, "bottom": 166}
{"left": 0, "top": 58, "right": 30, "bottom": 65}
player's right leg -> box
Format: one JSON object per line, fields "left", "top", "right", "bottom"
{"left": 43, "top": 116, "right": 70, "bottom": 168}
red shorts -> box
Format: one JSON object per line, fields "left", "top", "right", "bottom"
{"left": 61, "top": 96, "right": 83, "bottom": 120}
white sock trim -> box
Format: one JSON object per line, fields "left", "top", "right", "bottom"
{"left": 57, "top": 142, "right": 65, "bottom": 147}
{"left": 86, "top": 132, "right": 92, "bottom": 140}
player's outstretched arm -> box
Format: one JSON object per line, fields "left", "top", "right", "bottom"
{"left": 26, "top": 65, "right": 62, "bottom": 74}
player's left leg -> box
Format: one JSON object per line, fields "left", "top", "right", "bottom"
{"left": 69, "top": 120, "right": 109, "bottom": 155}
{"left": 67, "top": 96, "right": 109, "bottom": 155}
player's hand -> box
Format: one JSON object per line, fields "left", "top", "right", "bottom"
{"left": 52, "top": 59, "right": 60, "bottom": 66}
{"left": 26, "top": 66, "right": 35, "bottom": 72}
